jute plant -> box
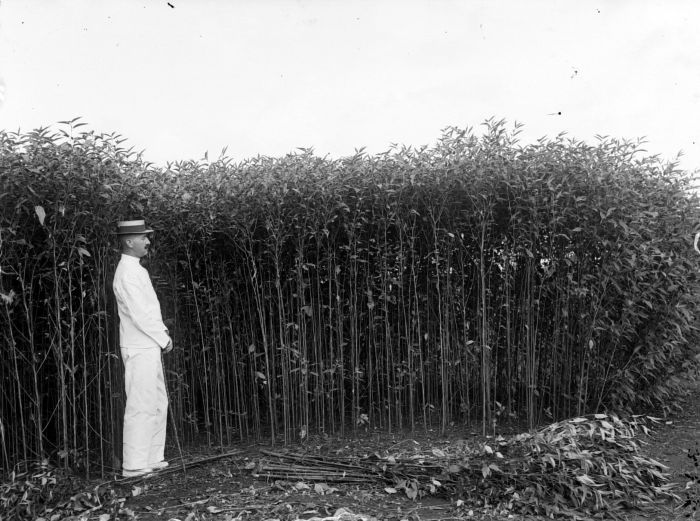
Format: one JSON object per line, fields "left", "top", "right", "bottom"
{"left": 1, "top": 119, "right": 699, "bottom": 473}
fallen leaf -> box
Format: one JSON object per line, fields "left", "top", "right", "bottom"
{"left": 35, "top": 205, "right": 46, "bottom": 226}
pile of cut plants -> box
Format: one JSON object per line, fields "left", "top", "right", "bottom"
{"left": 254, "top": 414, "right": 679, "bottom": 520}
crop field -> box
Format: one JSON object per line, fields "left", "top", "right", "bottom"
{"left": 1, "top": 120, "right": 700, "bottom": 519}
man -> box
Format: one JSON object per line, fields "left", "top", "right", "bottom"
{"left": 113, "top": 219, "right": 173, "bottom": 478}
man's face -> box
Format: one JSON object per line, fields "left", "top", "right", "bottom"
{"left": 126, "top": 234, "right": 151, "bottom": 258}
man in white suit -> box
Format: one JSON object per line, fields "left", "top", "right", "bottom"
{"left": 113, "top": 219, "right": 173, "bottom": 477}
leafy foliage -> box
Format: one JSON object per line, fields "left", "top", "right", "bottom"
{"left": 437, "top": 415, "right": 680, "bottom": 518}
{"left": 1, "top": 119, "right": 699, "bottom": 474}
{"left": 0, "top": 460, "right": 121, "bottom": 520}
{"left": 500, "top": 414, "right": 677, "bottom": 517}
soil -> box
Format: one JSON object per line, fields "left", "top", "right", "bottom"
{"left": 102, "top": 376, "right": 700, "bottom": 521}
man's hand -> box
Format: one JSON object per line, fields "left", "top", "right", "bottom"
{"left": 163, "top": 339, "right": 173, "bottom": 354}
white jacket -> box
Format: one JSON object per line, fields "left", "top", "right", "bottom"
{"left": 113, "top": 254, "right": 170, "bottom": 349}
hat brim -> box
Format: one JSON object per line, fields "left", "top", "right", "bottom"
{"left": 116, "top": 229, "right": 154, "bottom": 235}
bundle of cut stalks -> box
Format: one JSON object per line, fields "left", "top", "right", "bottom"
{"left": 253, "top": 414, "right": 679, "bottom": 519}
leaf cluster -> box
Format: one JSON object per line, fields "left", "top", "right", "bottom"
{"left": 0, "top": 460, "right": 120, "bottom": 520}
{"left": 427, "top": 415, "right": 678, "bottom": 519}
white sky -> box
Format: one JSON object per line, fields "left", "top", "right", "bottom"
{"left": 0, "top": 1, "right": 699, "bottom": 174}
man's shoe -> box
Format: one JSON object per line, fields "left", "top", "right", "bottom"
{"left": 122, "top": 467, "right": 154, "bottom": 478}
{"left": 151, "top": 461, "right": 169, "bottom": 470}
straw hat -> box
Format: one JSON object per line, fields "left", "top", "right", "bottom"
{"left": 116, "top": 219, "right": 154, "bottom": 235}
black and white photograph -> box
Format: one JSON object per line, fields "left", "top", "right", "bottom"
{"left": 1, "top": 2, "right": 700, "bottom": 520}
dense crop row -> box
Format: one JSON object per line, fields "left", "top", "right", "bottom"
{"left": 1, "top": 120, "right": 699, "bottom": 473}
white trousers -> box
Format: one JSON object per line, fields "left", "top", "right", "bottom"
{"left": 120, "top": 346, "right": 168, "bottom": 470}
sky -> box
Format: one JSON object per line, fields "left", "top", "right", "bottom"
{"left": 0, "top": 1, "right": 699, "bottom": 176}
